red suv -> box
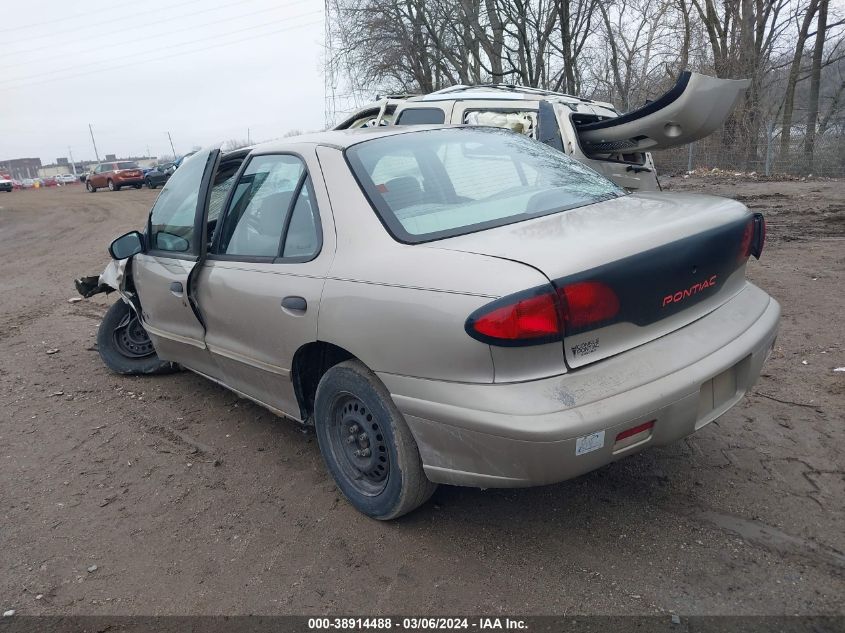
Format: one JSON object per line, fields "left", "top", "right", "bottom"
{"left": 85, "top": 161, "right": 144, "bottom": 192}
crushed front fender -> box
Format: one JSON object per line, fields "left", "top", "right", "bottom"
{"left": 74, "top": 259, "right": 128, "bottom": 298}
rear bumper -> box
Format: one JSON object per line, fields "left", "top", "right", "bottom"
{"left": 378, "top": 283, "right": 780, "bottom": 488}
{"left": 115, "top": 177, "right": 144, "bottom": 186}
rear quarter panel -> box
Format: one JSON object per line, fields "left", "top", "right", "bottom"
{"left": 315, "top": 145, "right": 552, "bottom": 382}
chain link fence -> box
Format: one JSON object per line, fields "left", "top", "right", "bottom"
{"left": 653, "top": 129, "right": 843, "bottom": 178}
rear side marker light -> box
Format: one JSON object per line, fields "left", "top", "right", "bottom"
{"left": 615, "top": 420, "right": 655, "bottom": 442}
{"left": 613, "top": 420, "right": 655, "bottom": 452}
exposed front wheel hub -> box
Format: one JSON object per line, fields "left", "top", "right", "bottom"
{"left": 112, "top": 310, "right": 155, "bottom": 359}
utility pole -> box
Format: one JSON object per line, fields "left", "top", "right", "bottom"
{"left": 88, "top": 124, "right": 100, "bottom": 162}
{"left": 167, "top": 132, "right": 177, "bottom": 158}
{"left": 247, "top": 127, "right": 251, "bottom": 145}
{"left": 68, "top": 146, "right": 77, "bottom": 176}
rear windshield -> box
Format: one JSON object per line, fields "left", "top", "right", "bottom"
{"left": 345, "top": 127, "right": 623, "bottom": 243}
{"left": 117, "top": 162, "right": 139, "bottom": 170}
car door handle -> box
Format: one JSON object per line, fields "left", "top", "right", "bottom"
{"left": 170, "top": 281, "right": 183, "bottom": 296}
{"left": 281, "top": 296, "right": 307, "bottom": 312}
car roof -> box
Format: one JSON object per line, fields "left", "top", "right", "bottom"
{"left": 240, "top": 124, "right": 459, "bottom": 154}
{"left": 406, "top": 84, "right": 616, "bottom": 110}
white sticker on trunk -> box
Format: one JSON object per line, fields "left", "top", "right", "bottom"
{"left": 575, "top": 431, "right": 605, "bottom": 456}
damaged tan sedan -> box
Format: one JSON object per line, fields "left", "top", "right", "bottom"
{"left": 79, "top": 126, "right": 779, "bottom": 519}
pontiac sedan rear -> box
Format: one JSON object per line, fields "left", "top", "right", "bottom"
{"left": 88, "top": 126, "right": 778, "bottom": 519}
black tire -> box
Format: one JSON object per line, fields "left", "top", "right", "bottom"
{"left": 97, "top": 300, "right": 177, "bottom": 375}
{"left": 314, "top": 360, "right": 436, "bottom": 520}
{"left": 146, "top": 178, "right": 156, "bottom": 189}
{"left": 86, "top": 181, "right": 96, "bottom": 193}
{"left": 133, "top": 184, "right": 142, "bottom": 189}
{"left": 108, "top": 179, "right": 120, "bottom": 191}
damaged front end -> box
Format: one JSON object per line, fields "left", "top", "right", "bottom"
{"left": 75, "top": 259, "right": 143, "bottom": 324}
{"left": 74, "top": 258, "right": 129, "bottom": 298}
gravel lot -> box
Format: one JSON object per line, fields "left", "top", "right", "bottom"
{"left": 0, "top": 179, "right": 843, "bottom": 616}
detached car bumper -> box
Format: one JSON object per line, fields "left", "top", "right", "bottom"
{"left": 378, "top": 282, "right": 780, "bottom": 488}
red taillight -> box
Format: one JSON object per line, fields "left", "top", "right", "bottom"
{"left": 468, "top": 291, "right": 560, "bottom": 343}
{"left": 751, "top": 214, "right": 766, "bottom": 259}
{"left": 739, "top": 214, "right": 766, "bottom": 261}
{"left": 738, "top": 217, "right": 754, "bottom": 262}
{"left": 467, "top": 281, "right": 621, "bottom": 345}
{"left": 557, "top": 281, "right": 620, "bottom": 330}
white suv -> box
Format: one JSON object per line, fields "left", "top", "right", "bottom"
{"left": 334, "top": 72, "right": 748, "bottom": 192}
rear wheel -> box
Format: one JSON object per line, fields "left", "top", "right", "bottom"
{"left": 314, "top": 360, "right": 436, "bottom": 520}
{"left": 146, "top": 178, "right": 156, "bottom": 189}
{"left": 86, "top": 181, "right": 96, "bottom": 193}
{"left": 108, "top": 179, "right": 120, "bottom": 191}
{"left": 97, "top": 300, "right": 177, "bottom": 375}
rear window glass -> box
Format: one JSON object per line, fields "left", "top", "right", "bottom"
{"left": 346, "top": 127, "right": 623, "bottom": 243}
{"left": 395, "top": 108, "right": 446, "bottom": 125}
{"left": 117, "top": 162, "right": 139, "bottom": 169}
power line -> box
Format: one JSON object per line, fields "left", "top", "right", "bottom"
{"left": 0, "top": 18, "right": 324, "bottom": 92}
{"left": 1, "top": 0, "right": 249, "bottom": 50}
{"left": 0, "top": 0, "right": 175, "bottom": 34}
{"left": 0, "top": 10, "right": 323, "bottom": 87}
{"left": 13, "top": 0, "right": 311, "bottom": 67}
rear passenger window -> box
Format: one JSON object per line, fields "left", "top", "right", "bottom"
{"left": 395, "top": 108, "right": 446, "bottom": 125}
{"left": 216, "top": 154, "right": 321, "bottom": 261}
{"left": 282, "top": 177, "right": 320, "bottom": 259}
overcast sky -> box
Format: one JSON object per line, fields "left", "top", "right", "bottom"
{"left": 0, "top": 0, "right": 329, "bottom": 164}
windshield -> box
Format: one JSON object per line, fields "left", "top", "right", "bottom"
{"left": 117, "top": 162, "right": 139, "bottom": 170}
{"left": 345, "top": 127, "right": 623, "bottom": 243}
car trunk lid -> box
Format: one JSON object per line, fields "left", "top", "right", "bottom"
{"left": 429, "top": 192, "right": 757, "bottom": 367}
{"left": 574, "top": 71, "right": 750, "bottom": 153}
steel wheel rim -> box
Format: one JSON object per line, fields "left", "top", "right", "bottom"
{"left": 327, "top": 393, "right": 389, "bottom": 496}
{"left": 112, "top": 311, "right": 155, "bottom": 359}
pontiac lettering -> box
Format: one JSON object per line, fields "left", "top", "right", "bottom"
{"left": 662, "top": 274, "right": 718, "bottom": 307}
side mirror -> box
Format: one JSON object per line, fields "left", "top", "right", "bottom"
{"left": 109, "top": 231, "right": 144, "bottom": 259}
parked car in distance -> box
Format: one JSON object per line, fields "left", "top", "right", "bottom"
{"left": 0, "top": 177, "right": 12, "bottom": 192}
{"left": 144, "top": 163, "right": 175, "bottom": 189}
{"left": 42, "top": 176, "right": 59, "bottom": 187}
{"left": 171, "top": 152, "right": 196, "bottom": 169}
{"left": 81, "top": 126, "right": 778, "bottom": 520}
{"left": 57, "top": 173, "right": 78, "bottom": 184}
{"left": 85, "top": 161, "right": 144, "bottom": 192}
{"left": 22, "top": 178, "right": 35, "bottom": 189}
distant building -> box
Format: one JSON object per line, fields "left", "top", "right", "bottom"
{"left": 0, "top": 157, "right": 42, "bottom": 180}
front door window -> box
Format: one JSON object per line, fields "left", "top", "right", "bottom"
{"left": 148, "top": 149, "right": 217, "bottom": 254}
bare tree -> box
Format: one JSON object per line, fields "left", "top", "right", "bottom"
{"left": 803, "top": 0, "right": 828, "bottom": 169}
{"left": 327, "top": 0, "right": 845, "bottom": 173}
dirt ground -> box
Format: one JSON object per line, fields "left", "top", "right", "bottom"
{"left": 0, "top": 178, "right": 843, "bottom": 616}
